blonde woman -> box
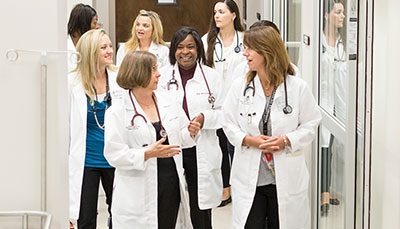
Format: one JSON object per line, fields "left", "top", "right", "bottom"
{"left": 68, "top": 29, "right": 120, "bottom": 228}
{"left": 116, "top": 10, "right": 169, "bottom": 68}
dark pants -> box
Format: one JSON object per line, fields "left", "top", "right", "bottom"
{"left": 321, "top": 147, "right": 332, "bottom": 193}
{"left": 183, "top": 146, "right": 212, "bottom": 229}
{"left": 157, "top": 158, "right": 181, "bottom": 229}
{"left": 78, "top": 167, "right": 114, "bottom": 229}
{"left": 217, "top": 129, "right": 231, "bottom": 188}
{"left": 245, "top": 184, "right": 279, "bottom": 229}
{"left": 321, "top": 135, "right": 334, "bottom": 193}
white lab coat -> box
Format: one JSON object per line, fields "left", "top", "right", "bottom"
{"left": 222, "top": 74, "right": 321, "bottom": 229}
{"left": 116, "top": 42, "right": 169, "bottom": 67}
{"left": 67, "top": 35, "right": 77, "bottom": 73}
{"left": 320, "top": 34, "right": 347, "bottom": 195}
{"left": 202, "top": 31, "right": 247, "bottom": 102}
{"left": 320, "top": 33, "right": 347, "bottom": 148}
{"left": 104, "top": 90, "right": 194, "bottom": 229}
{"left": 68, "top": 68, "right": 121, "bottom": 220}
{"left": 158, "top": 63, "right": 224, "bottom": 209}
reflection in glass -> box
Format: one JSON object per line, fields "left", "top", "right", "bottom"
{"left": 320, "top": 0, "right": 348, "bottom": 125}
{"left": 319, "top": 126, "right": 346, "bottom": 228}
{"left": 319, "top": 0, "right": 348, "bottom": 228}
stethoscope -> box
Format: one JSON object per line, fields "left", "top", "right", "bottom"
{"left": 243, "top": 76, "right": 292, "bottom": 114}
{"left": 167, "top": 64, "right": 216, "bottom": 109}
{"left": 214, "top": 30, "right": 242, "bottom": 63}
{"left": 86, "top": 72, "right": 111, "bottom": 130}
{"left": 322, "top": 37, "right": 345, "bottom": 62}
{"left": 128, "top": 90, "right": 167, "bottom": 138}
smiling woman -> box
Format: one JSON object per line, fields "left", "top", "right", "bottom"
{"left": 68, "top": 29, "right": 120, "bottom": 228}
{"left": 158, "top": 26, "right": 224, "bottom": 228}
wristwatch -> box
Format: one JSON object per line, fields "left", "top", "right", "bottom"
{"left": 283, "top": 136, "right": 289, "bottom": 153}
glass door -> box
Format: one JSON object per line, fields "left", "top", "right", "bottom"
{"left": 269, "top": 0, "right": 302, "bottom": 66}
{"left": 317, "top": 0, "right": 367, "bottom": 228}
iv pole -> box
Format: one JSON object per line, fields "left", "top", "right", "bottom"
{"left": 3, "top": 49, "right": 80, "bottom": 228}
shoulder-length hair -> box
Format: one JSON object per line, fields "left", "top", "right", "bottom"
{"left": 243, "top": 27, "right": 294, "bottom": 86}
{"left": 75, "top": 29, "right": 117, "bottom": 102}
{"left": 117, "top": 51, "right": 157, "bottom": 90}
{"left": 125, "top": 10, "right": 166, "bottom": 52}
{"left": 169, "top": 26, "right": 206, "bottom": 66}
{"left": 67, "top": 3, "right": 97, "bottom": 37}
{"left": 205, "top": 0, "right": 244, "bottom": 67}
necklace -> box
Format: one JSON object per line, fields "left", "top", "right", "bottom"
{"left": 137, "top": 99, "right": 153, "bottom": 107}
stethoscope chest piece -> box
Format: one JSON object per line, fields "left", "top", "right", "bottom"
{"left": 234, "top": 46, "right": 241, "bottom": 53}
{"left": 283, "top": 105, "right": 293, "bottom": 114}
{"left": 208, "top": 95, "right": 216, "bottom": 105}
{"left": 159, "top": 129, "right": 168, "bottom": 138}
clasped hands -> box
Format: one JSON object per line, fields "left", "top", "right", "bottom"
{"left": 243, "top": 135, "right": 285, "bottom": 153}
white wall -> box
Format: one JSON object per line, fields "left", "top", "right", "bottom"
{"left": 370, "top": 0, "right": 400, "bottom": 228}
{"left": 245, "top": 0, "right": 264, "bottom": 28}
{"left": 93, "top": 0, "right": 116, "bottom": 62}
{"left": 0, "top": 0, "right": 69, "bottom": 228}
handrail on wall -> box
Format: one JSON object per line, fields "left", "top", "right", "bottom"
{"left": 0, "top": 211, "right": 52, "bottom": 229}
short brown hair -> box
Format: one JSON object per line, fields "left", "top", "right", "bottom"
{"left": 243, "top": 26, "right": 294, "bottom": 86}
{"left": 116, "top": 51, "right": 157, "bottom": 89}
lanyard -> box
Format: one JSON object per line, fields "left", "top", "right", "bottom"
{"left": 261, "top": 86, "right": 277, "bottom": 176}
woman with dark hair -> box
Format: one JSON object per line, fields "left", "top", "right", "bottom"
{"left": 67, "top": 3, "right": 99, "bottom": 72}
{"left": 222, "top": 26, "right": 320, "bottom": 229}
{"left": 320, "top": 0, "right": 347, "bottom": 216}
{"left": 104, "top": 50, "right": 194, "bottom": 228}
{"left": 159, "top": 26, "right": 224, "bottom": 229}
{"left": 202, "top": 0, "right": 246, "bottom": 207}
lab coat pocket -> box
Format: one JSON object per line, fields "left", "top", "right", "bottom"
{"left": 286, "top": 155, "right": 309, "bottom": 194}
{"left": 113, "top": 173, "right": 145, "bottom": 216}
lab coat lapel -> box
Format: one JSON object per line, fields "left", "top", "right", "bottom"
{"left": 72, "top": 84, "right": 87, "bottom": 125}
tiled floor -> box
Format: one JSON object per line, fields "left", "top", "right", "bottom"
{"left": 96, "top": 195, "right": 232, "bottom": 228}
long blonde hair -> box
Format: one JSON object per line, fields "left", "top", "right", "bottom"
{"left": 125, "top": 10, "right": 166, "bottom": 52}
{"left": 243, "top": 27, "right": 294, "bottom": 86}
{"left": 75, "top": 29, "right": 117, "bottom": 103}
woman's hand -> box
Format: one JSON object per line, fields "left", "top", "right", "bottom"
{"left": 144, "top": 138, "right": 181, "bottom": 160}
{"left": 242, "top": 135, "right": 270, "bottom": 148}
{"left": 188, "top": 114, "right": 204, "bottom": 137}
{"left": 259, "top": 136, "right": 285, "bottom": 153}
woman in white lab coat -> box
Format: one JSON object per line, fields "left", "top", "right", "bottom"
{"left": 202, "top": 0, "right": 246, "bottom": 206}
{"left": 67, "top": 3, "right": 99, "bottom": 72}
{"left": 68, "top": 29, "right": 119, "bottom": 228}
{"left": 158, "top": 26, "right": 223, "bottom": 228}
{"left": 222, "top": 27, "right": 321, "bottom": 229}
{"left": 116, "top": 9, "right": 169, "bottom": 67}
{"left": 104, "top": 51, "right": 195, "bottom": 228}
{"left": 320, "top": 0, "right": 347, "bottom": 216}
